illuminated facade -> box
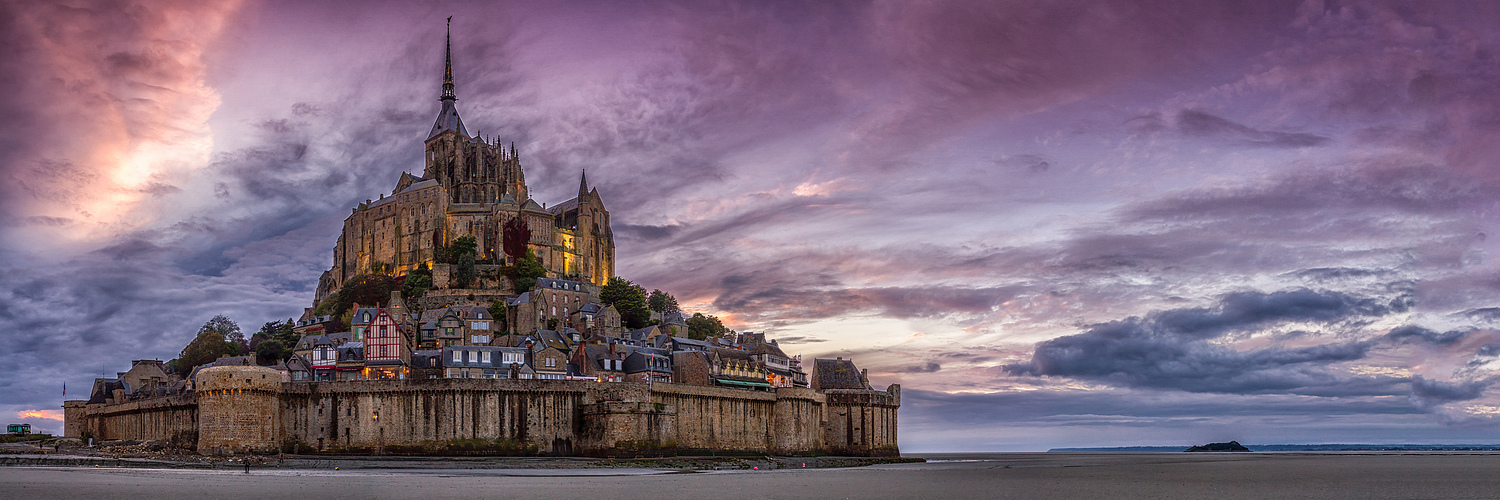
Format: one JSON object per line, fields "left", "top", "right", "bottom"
{"left": 316, "top": 24, "right": 615, "bottom": 304}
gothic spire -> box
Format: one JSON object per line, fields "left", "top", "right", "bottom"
{"left": 427, "top": 17, "right": 468, "bottom": 140}
{"left": 441, "top": 16, "right": 456, "bottom": 101}
{"left": 579, "top": 170, "right": 589, "bottom": 199}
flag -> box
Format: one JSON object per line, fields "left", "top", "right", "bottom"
{"left": 62, "top": 382, "right": 65, "bottom": 397}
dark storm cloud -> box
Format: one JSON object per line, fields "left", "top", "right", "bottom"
{"left": 1409, "top": 376, "right": 1491, "bottom": 411}
{"left": 1004, "top": 289, "right": 1416, "bottom": 394}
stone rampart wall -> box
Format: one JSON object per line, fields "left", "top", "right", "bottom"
{"left": 68, "top": 394, "right": 197, "bottom": 445}
{"left": 67, "top": 380, "right": 901, "bottom": 457}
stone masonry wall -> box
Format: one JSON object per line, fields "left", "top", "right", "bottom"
{"left": 68, "top": 380, "right": 900, "bottom": 457}
{"left": 823, "top": 385, "right": 901, "bottom": 457}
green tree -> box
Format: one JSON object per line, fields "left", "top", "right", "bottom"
{"left": 403, "top": 262, "right": 433, "bottom": 298}
{"left": 456, "top": 252, "right": 477, "bottom": 289}
{"left": 317, "top": 273, "right": 400, "bottom": 331}
{"left": 254, "top": 339, "right": 289, "bottom": 365}
{"left": 249, "top": 320, "right": 298, "bottom": 364}
{"left": 199, "top": 315, "right": 245, "bottom": 355}
{"left": 601, "top": 277, "right": 650, "bottom": 329}
{"left": 510, "top": 250, "right": 547, "bottom": 294}
{"left": 177, "top": 315, "right": 245, "bottom": 373}
{"left": 447, "top": 235, "right": 478, "bottom": 288}
{"left": 686, "top": 312, "right": 732, "bottom": 341}
{"left": 648, "top": 289, "right": 679, "bottom": 314}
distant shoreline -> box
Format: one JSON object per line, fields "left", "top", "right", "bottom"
{"left": 1047, "top": 444, "right": 1500, "bottom": 452}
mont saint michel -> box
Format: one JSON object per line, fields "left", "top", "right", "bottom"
{"left": 60, "top": 25, "right": 899, "bottom": 458}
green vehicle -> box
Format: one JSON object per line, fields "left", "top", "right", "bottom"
{"left": 6, "top": 423, "right": 30, "bottom": 435}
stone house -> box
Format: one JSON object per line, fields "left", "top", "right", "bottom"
{"left": 119, "top": 360, "right": 172, "bottom": 395}
{"left": 525, "top": 329, "right": 572, "bottom": 380}
{"left": 672, "top": 351, "right": 713, "bottom": 386}
{"left": 572, "top": 344, "right": 626, "bottom": 382}
{"left": 508, "top": 278, "right": 596, "bottom": 335}
{"left": 622, "top": 346, "right": 673, "bottom": 384}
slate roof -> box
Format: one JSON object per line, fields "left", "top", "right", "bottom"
{"left": 351, "top": 309, "right": 379, "bottom": 326}
{"left": 814, "top": 358, "right": 867, "bottom": 390}
{"left": 545, "top": 197, "right": 580, "bottom": 215}
{"left": 749, "top": 342, "right": 789, "bottom": 359}
{"left": 537, "top": 277, "right": 583, "bottom": 291}
{"left": 670, "top": 336, "right": 715, "bottom": 352}
{"left": 507, "top": 291, "right": 531, "bottom": 306}
{"left": 396, "top": 178, "right": 439, "bottom": 195}
{"left": 427, "top": 99, "right": 469, "bottom": 139}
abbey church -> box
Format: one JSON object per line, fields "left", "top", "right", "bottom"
{"left": 315, "top": 27, "right": 614, "bottom": 304}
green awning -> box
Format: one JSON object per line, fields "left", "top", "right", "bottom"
{"left": 715, "top": 378, "right": 771, "bottom": 388}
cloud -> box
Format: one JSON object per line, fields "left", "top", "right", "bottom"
{"left": 1410, "top": 376, "right": 1491, "bottom": 411}
{"left": 16, "top": 409, "right": 62, "bottom": 422}
{"left": 1004, "top": 289, "right": 1412, "bottom": 394}
{"left": 1174, "top": 109, "right": 1328, "bottom": 148}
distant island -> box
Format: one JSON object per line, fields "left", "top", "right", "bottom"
{"left": 1185, "top": 441, "right": 1250, "bottom": 452}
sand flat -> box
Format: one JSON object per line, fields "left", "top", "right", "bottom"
{"left": 2, "top": 452, "right": 1499, "bottom": 499}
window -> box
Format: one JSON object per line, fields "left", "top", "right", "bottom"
{"left": 379, "top": 326, "right": 387, "bottom": 337}
{"left": 452, "top": 351, "right": 461, "bottom": 363}
{"left": 382, "top": 345, "right": 389, "bottom": 357}
{"left": 481, "top": 351, "right": 491, "bottom": 363}
{"left": 546, "top": 357, "right": 556, "bottom": 367}
{"left": 468, "top": 351, "right": 476, "bottom": 363}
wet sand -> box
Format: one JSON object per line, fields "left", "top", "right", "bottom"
{"left": 3, "top": 452, "right": 1500, "bottom": 499}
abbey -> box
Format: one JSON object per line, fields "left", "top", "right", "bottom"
{"left": 316, "top": 27, "right": 614, "bottom": 304}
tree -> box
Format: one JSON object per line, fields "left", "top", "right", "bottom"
{"left": 199, "top": 315, "right": 245, "bottom": 355}
{"left": 456, "top": 252, "right": 477, "bottom": 289}
{"left": 601, "top": 277, "right": 651, "bottom": 329}
{"left": 177, "top": 315, "right": 245, "bottom": 373}
{"left": 249, "top": 320, "right": 298, "bottom": 364}
{"left": 511, "top": 250, "right": 547, "bottom": 294}
{"left": 317, "top": 273, "right": 400, "bottom": 331}
{"left": 403, "top": 262, "right": 433, "bottom": 298}
{"left": 447, "top": 235, "right": 478, "bottom": 288}
{"left": 648, "top": 289, "right": 679, "bottom": 314}
{"left": 254, "top": 339, "right": 289, "bottom": 365}
{"left": 502, "top": 217, "right": 531, "bottom": 263}
{"left": 686, "top": 313, "right": 732, "bottom": 341}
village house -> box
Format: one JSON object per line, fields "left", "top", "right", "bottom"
{"left": 363, "top": 308, "right": 410, "bottom": 379}
{"left": 443, "top": 345, "right": 529, "bottom": 379}
{"left": 507, "top": 278, "right": 596, "bottom": 335}
{"left": 571, "top": 343, "right": 626, "bottom": 382}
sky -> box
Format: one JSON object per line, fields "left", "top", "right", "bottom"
{"left": 5, "top": 0, "right": 1500, "bottom": 451}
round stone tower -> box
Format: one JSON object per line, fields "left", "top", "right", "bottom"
{"left": 195, "top": 365, "right": 282, "bottom": 455}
